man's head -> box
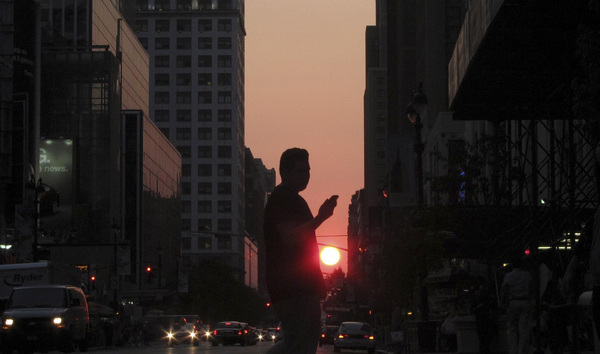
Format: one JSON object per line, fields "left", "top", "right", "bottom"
{"left": 279, "top": 148, "right": 310, "bottom": 192}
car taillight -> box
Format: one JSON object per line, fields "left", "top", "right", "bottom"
{"left": 238, "top": 330, "right": 243, "bottom": 335}
{"left": 321, "top": 334, "right": 325, "bottom": 338}
{"left": 213, "top": 330, "right": 217, "bottom": 335}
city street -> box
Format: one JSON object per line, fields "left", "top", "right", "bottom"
{"left": 83, "top": 341, "right": 360, "bottom": 354}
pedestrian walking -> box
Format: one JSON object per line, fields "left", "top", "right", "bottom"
{"left": 264, "top": 148, "right": 338, "bottom": 354}
{"left": 501, "top": 257, "right": 535, "bottom": 354}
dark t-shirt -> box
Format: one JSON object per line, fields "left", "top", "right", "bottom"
{"left": 263, "top": 184, "right": 326, "bottom": 303}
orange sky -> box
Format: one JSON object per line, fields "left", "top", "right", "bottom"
{"left": 245, "top": 1, "right": 375, "bottom": 274}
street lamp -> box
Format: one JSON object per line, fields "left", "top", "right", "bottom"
{"left": 25, "top": 175, "right": 44, "bottom": 262}
{"left": 406, "top": 87, "right": 428, "bottom": 208}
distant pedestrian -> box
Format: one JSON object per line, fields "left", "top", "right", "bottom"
{"left": 501, "top": 257, "right": 534, "bottom": 354}
{"left": 264, "top": 148, "right": 338, "bottom": 354}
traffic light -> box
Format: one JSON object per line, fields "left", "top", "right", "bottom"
{"left": 146, "top": 266, "right": 154, "bottom": 282}
{"left": 266, "top": 301, "right": 271, "bottom": 308}
{"left": 90, "top": 275, "right": 96, "bottom": 290}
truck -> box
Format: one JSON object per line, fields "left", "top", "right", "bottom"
{"left": 0, "top": 261, "right": 82, "bottom": 303}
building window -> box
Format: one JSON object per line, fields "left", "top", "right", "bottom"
{"left": 155, "top": 109, "right": 170, "bottom": 122}
{"left": 177, "top": 145, "right": 191, "bottom": 159}
{"left": 217, "top": 235, "right": 232, "bottom": 249}
{"left": 198, "top": 55, "right": 212, "bottom": 68}
{"left": 198, "top": 237, "right": 212, "bottom": 250}
{"left": 198, "top": 73, "right": 212, "bottom": 86}
{"left": 139, "top": 37, "right": 148, "bottom": 49}
{"left": 218, "top": 91, "right": 232, "bottom": 103}
{"left": 134, "top": 20, "right": 148, "bottom": 32}
{"left": 155, "top": 55, "right": 170, "bottom": 67}
{"left": 198, "top": 128, "right": 212, "bottom": 140}
{"left": 217, "top": 55, "right": 231, "bottom": 67}
{"left": 218, "top": 19, "right": 232, "bottom": 32}
{"left": 176, "top": 110, "right": 191, "bottom": 122}
{"left": 182, "top": 237, "right": 191, "bottom": 250}
{"left": 181, "top": 218, "right": 190, "bottom": 231}
{"left": 182, "top": 164, "right": 191, "bottom": 177}
{"left": 217, "top": 182, "right": 231, "bottom": 195}
{"left": 155, "top": 73, "right": 169, "bottom": 86}
{"left": 218, "top": 164, "right": 231, "bottom": 176}
{"left": 155, "top": 91, "right": 170, "bottom": 104}
{"left": 176, "top": 37, "right": 192, "bottom": 49}
{"left": 176, "top": 55, "right": 191, "bottom": 68}
{"left": 217, "top": 200, "right": 231, "bottom": 213}
{"left": 176, "top": 0, "right": 192, "bottom": 10}
{"left": 218, "top": 128, "right": 231, "bottom": 140}
{"left": 199, "top": 0, "right": 212, "bottom": 10}
{"left": 182, "top": 182, "right": 191, "bottom": 194}
{"left": 198, "top": 91, "right": 212, "bottom": 104}
{"left": 198, "top": 182, "right": 212, "bottom": 194}
{"left": 198, "top": 37, "right": 212, "bottom": 49}
{"left": 198, "top": 219, "right": 212, "bottom": 231}
{"left": 177, "top": 19, "right": 192, "bottom": 32}
{"left": 218, "top": 37, "right": 232, "bottom": 49}
{"left": 182, "top": 200, "right": 191, "bottom": 213}
{"left": 176, "top": 128, "right": 191, "bottom": 140}
{"left": 198, "top": 145, "right": 212, "bottom": 158}
{"left": 217, "top": 73, "right": 231, "bottom": 86}
{"left": 198, "top": 164, "right": 212, "bottom": 176}
{"left": 155, "top": 19, "right": 170, "bottom": 32}
{"left": 159, "top": 128, "right": 169, "bottom": 138}
{"left": 155, "top": 37, "right": 170, "bottom": 49}
{"left": 198, "top": 200, "right": 212, "bottom": 212}
{"left": 217, "top": 109, "right": 231, "bottom": 122}
{"left": 198, "top": 109, "right": 212, "bottom": 122}
{"left": 198, "top": 19, "right": 212, "bottom": 32}
{"left": 176, "top": 91, "right": 191, "bottom": 104}
{"left": 218, "top": 218, "right": 231, "bottom": 231}
{"left": 136, "top": 0, "right": 148, "bottom": 11}
{"left": 176, "top": 73, "right": 191, "bottom": 86}
{"left": 218, "top": 146, "right": 231, "bottom": 158}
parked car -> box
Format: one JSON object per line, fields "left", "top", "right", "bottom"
{"left": 167, "top": 317, "right": 199, "bottom": 346}
{"left": 319, "top": 325, "right": 339, "bottom": 346}
{"left": 211, "top": 321, "right": 248, "bottom": 346}
{"left": 0, "top": 285, "right": 90, "bottom": 353}
{"left": 333, "top": 321, "right": 376, "bottom": 354}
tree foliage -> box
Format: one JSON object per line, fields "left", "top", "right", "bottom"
{"left": 182, "top": 260, "right": 267, "bottom": 325}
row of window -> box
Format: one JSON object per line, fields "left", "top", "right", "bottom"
{"left": 134, "top": 18, "right": 232, "bottom": 33}
{"left": 154, "top": 55, "right": 232, "bottom": 68}
{"left": 155, "top": 109, "right": 232, "bottom": 122}
{"left": 182, "top": 163, "right": 233, "bottom": 177}
{"left": 160, "top": 127, "right": 231, "bottom": 140}
{"left": 182, "top": 200, "right": 232, "bottom": 213}
{"left": 181, "top": 181, "right": 232, "bottom": 195}
{"left": 145, "top": 37, "right": 232, "bottom": 50}
{"left": 154, "top": 91, "right": 233, "bottom": 104}
{"left": 155, "top": 73, "right": 232, "bottom": 86}
{"left": 182, "top": 235, "right": 231, "bottom": 251}
{"left": 176, "top": 145, "right": 232, "bottom": 159}
{"left": 182, "top": 218, "right": 232, "bottom": 232}
{"left": 137, "top": 0, "right": 234, "bottom": 12}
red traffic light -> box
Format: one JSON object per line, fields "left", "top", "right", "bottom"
{"left": 90, "top": 276, "right": 96, "bottom": 281}
{"left": 146, "top": 266, "right": 152, "bottom": 272}
{"left": 524, "top": 248, "right": 530, "bottom": 256}
{"left": 266, "top": 302, "right": 271, "bottom": 307}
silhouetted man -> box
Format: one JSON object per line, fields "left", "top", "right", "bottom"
{"left": 501, "top": 257, "right": 534, "bottom": 354}
{"left": 264, "top": 148, "right": 337, "bottom": 354}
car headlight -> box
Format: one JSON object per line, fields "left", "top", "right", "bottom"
{"left": 53, "top": 317, "right": 63, "bottom": 326}
{"left": 190, "top": 331, "right": 196, "bottom": 338}
{"left": 167, "top": 332, "right": 174, "bottom": 339}
{"left": 4, "top": 318, "right": 13, "bottom": 327}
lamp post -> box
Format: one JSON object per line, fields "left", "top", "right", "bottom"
{"left": 406, "top": 88, "right": 428, "bottom": 209}
{"left": 406, "top": 87, "right": 429, "bottom": 321}
{"left": 25, "top": 175, "right": 44, "bottom": 262}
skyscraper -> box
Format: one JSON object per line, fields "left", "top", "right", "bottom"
{"left": 133, "top": 0, "right": 247, "bottom": 280}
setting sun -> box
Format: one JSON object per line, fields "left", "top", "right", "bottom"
{"left": 320, "top": 247, "right": 341, "bottom": 266}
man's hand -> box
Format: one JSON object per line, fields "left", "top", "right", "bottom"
{"left": 316, "top": 195, "right": 338, "bottom": 222}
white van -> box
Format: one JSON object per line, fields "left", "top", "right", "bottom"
{"left": 1, "top": 285, "right": 90, "bottom": 353}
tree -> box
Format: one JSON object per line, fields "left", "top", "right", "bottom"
{"left": 183, "top": 260, "right": 267, "bottom": 325}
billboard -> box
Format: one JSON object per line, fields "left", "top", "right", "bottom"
{"left": 37, "top": 139, "right": 73, "bottom": 242}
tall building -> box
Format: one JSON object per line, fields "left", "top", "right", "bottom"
{"left": 132, "top": 0, "right": 248, "bottom": 280}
